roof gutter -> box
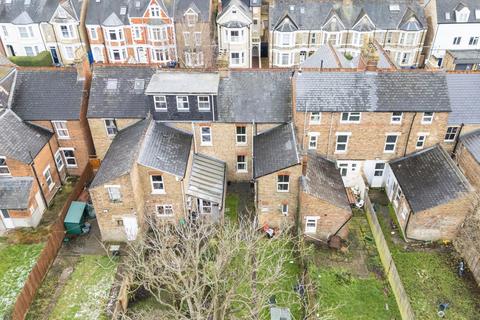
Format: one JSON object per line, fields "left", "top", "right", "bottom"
{"left": 403, "top": 112, "right": 417, "bottom": 156}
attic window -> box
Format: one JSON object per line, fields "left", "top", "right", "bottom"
{"left": 135, "top": 1, "right": 140, "bottom": 8}
{"left": 456, "top": 8, "right": 470, "bottom": 22}
{"left": 24, "top": 0, "right": 31, "bottom": 5}
{"left": 120, "top": 6, "right": 127, "bottom": 15}
{"left": 445, "top": 12, "right": 451, "bottom": 19}
{"left": 389, "top": 4, "right": 400, "bottom": 11}
{"left": 134, "top": 79, "right": 144, "bottom": 90}
{"left": 106, "top": 79, "right": 118, "bottom": 90}
{"left": 300, "top": 7, "right": 305, "bottom": 14}
{"left": 476, "top": 9, "right": 480, "bottom": 19}
{"left": 289, "top": 5, "right": 294, "bottom": 11}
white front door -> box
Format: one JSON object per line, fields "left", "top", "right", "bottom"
{"left": 137, "top": 47, "right": 147, "bottom": 63}
{"left": 123, "top": 216, "right": 138, "bottom": 241}
{"left": 370, "top": 162, "right": 386, "bottom": 188}
{"left": 305, "top": 217, "right": 318, "bottom": 234}
{"left": 0, "top": 209, "right": 14, "bottom": 229}
{"left": 35, "top": 191, "right": 46, "bottom": 213}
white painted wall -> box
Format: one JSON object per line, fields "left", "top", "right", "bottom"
{"left": 430, "top": 23, "right": 480, "bottom": 59}
{"left": 0, "top": 23, "right": 46, "bottom": 57}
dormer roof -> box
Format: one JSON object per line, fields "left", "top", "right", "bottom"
{"left": 398, "top": 8, "right": 423, "bottom": 31}
{"left": 436, "top": 0, "right": 480, "bottom": 24}
{"left": 352, "top": 10, "right": 375, "bottom": 32}
{"left": 0, "top": 0, "right": 82, "bottom": 24}
{"left": 274, "top": 14, "right": 298, "bottom": 32}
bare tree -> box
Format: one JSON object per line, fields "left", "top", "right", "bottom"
{"left": 119, "top": 217, "right": 323, "bottom": 320}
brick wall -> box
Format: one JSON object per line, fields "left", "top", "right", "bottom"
{"left": 295, "top": 111, "right": 449, "bottom": 160}
{"left": 456, "top": 143, "right": 480, "bottom": 190}
{"left": 407, "top": 193, "right": 475, "bottom": 241}
{"left": 175, "top": 20, "right": 214, "bottom": 68}
{"left": 256, "top": 164, "right": 302, "bottom": 228}
{"left": 88, "top": 118, "right": 141, "bottom": 160}
{"left": 299, "top": 191, "right": 351, "bottom": 240}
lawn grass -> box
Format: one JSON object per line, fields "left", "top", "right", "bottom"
{"left": 312, "top": 267, "right": 400, "bottom": 320}
{"left": 0, "top": 241, "right": 44, "bottom": 318}
{"left": 376, "top": 205, "right": 480, "bottom": 319}
{"left": 224, "top": 193, "right": 239, "bottom": 224}
{"left": 9, "top": 51, "right": 53, "bottom": 66}
{"left": 49, "top": 255, "right": 118, "bottom": 320}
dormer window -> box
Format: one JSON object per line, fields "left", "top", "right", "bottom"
{"left": 24, "top": 0, "right": 31, "bottom": 5}
{"left": 150, "top": 6, "right": 160, "bottom": 17}
{"left": 186, "top": 12, "right": 198, "bottom": 26}
{"left": 389, "top": 4, "right": 400, "bottom": 11}
{"left": 120, "top": 6, "right": 127, "bottom": 15}
{"left": 456, "top": 8, "right": 470, "bottom": 22}
{"left": 445, "top": 12, "right": 451, "bottom": 20}
{"left": 476, "top": 9, "right": 480, "bottom": 19}
{"left": 107, "top": 78, "right": 118, "bottom": 90}
{"left": 134, "top": 79, "right": 145, "bottom": 90}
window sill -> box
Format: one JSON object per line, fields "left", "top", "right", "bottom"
{"left": 198, "top": 109, "right": 211, "bottom": 112}
{"left": 237, "top": 170, "right": 248, "bottom": 173}
{"left": 339, "top": 121, "right": 361, "bottom": 124}
{"left": 57, "top": 137, "right": 71, "bottom": 140}
{"left": 277, "top": 190, "right": 289, "bottom": 193}
{"left": 200, "top": 143, "right": 213, "bottom": 147}
{"left": 66, "top": 165, "right": 78, "bottom": 169}
{"left": 151, "top": 191, "right": 166, "bottom": 195}
{"left": 383, "top": 150, "right": 395, "bottom": 154}
{"left": 420, "top": 122, "right": 433, "bottom": 125}
{"left": 236, "top": 143, "right": 248, "bottom": 146}
{"left": 177, "top": 109, "right": 190, "bottom": 112}
{"left": 334, "top": 151, "right": 347, "bottom": 154}
{"left": 155, "top": 109, "right": 168, "bottom": 112}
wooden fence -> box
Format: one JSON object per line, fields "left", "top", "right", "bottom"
{"left": 364, "top": 195, "right": 416, "bottom": 320}
{"left": 10, "top": 164, "right": 94, "bottom": 320}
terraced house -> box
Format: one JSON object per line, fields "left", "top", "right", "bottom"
{"left": 0, "top": 0, "right": 87, "bottom": 65}
{"left": 268, "top": 0, "right": 426, "bottom": 68}
{"left": 85, "top": 0, "right": 177, "bottom": 64}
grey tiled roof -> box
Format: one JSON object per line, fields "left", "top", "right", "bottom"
{"left": 447, "top": 50, "right": 480, "bottom": 64}
{"left": 86, "top": 0, "right": 175, "bottom": 25}
{"left": 87, "top": 65, "right": 155, "bottom": 119}
{"left": 460, "top": 129, "right": 480, "bottom": 164}
{"left": 217, "top": 71, "right": 292, "bottom": 123}
{"left": 389, "top": 145, "right": 472, "bottom": 213}
{"left": 446, "top": 73, "right": 480, "bottom": 125}
{"left": 174, "top": 0, "right": 211, "bottom": 22}
{"left": 436, "top": 0, "right": 480, "bottom": 24}
{"left": 295, "top": 71, "right": 451, "bottom": 112}
{"left": 145, "top": 72, "right": 219, "bottom": 94}
{"left": 0, "top": 0, "right": 81, "bottom": 24}
{"left": 0, "top": 109, "right": 52, "bottom": 163}
{"left": 90, "top": 119, "right": 149, "bottom": 188}
{"left": 0, "top": 177, "right": 33, "bottom": 210}
{"left": 137, "top": 122, "right": 192, "bottom": 177}
{"left": 217, "top": 0, "right": 251, "bottom": 23}
{"left": 11, "top": 69, "right": 84, "bottom": 121}
{"left": 301, "top": 152, "right": 350, "bottom": 210}
{"left": 253, "top": 123, "right": 300, "bottom": 178}
{"left": 269, "top": 0, "right": 426, "bottom": 31}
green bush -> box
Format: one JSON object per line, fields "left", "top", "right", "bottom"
{"left": 9, "top": 51, "right": 53, "bottom": 67}
{"left": 344, "top": 52, "right": 354, "bottom": 61}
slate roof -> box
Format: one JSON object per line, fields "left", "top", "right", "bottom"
{"left": 269, "top": 0, "right": 426, "bottom": 31}
{"left": 145, "top": 72, "right": 220, "bottom": 94}
{"left": 217, "top": 0, "right": 251, "bottom": 23}
{"left": 187, "top": 153, "right": 226, "bottom": 204}
{"left": 295, "top": 71, "right": 451, "bottom": 112}
{"left": 301, "top": 152, "right": 350, "bottom": 210}
{"left": 11, "top": 68, "right": 84, "bottom": 121}
{"left": 87, "top": 66, "right": 155, "bottom": 119}
{"left": 0, "top": 0, "right": 81, "bottom": 24}
{"left": 90, "top": 119, "right": 149, "bottom": 188}
{"left": 0, "top": 69, "right": 15, "bottom": 109}
{"left": 0, "top": 177, "right": 33, "bottom": 210}
{"left": 0, "top": 109, "right": 52, "bottom": 163}
{"left": 137, "top": 122, "right": 192, "bottom": 177}
{"left": 389, "top": 145, "right": 472, "bottom": 213}
{"left": 436, "top": 0, "right": 480, "bottom": 24}
{"left": 446, "top": 73, "right": 480, "bottom": 125}
{"left": 217, "top": 70, "right": 292, "bottom": 123}
{"left": 460, "top": 129, "right": 480, "bottom": 164}
{"left": 174, "top": 0, "right": 211, "bottom": 22}
{"left": 85, "top": 0, "right": 174, "bottom": 25}
{"left": 253, "top": 123, "right": 300, "bottom": 178}
{"left": 447, "top": 50, "right": 480, "bottom": 64}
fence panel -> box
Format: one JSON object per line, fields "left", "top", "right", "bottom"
{"left": 364, "top": 195, "right": 416, "bottom": 320}
{"left": 10, "top": 164, "right": 93, "bottom": 320}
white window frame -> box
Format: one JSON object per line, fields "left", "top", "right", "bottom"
{"left": 281, "top": 203, "right": 289, "bottom": 216}
{"left": 176, "top": 96, "right": 189, "bottom": 111}
{"left": 453, "top": 36, "right": 461, "bottom": 45}
{"left": 416, "top": 133, "right": 428, "bottom": 149}
{"left": 230, "top": 51, "right": 244, "bottom": 66}
{"left": 104, "top": 119, "right": 118, "bottom": 137}
{"left": 194, "top": 32, "right": 201, "bottom": 46}
{"left": 52, "top": 121, "right": 69, "bottom": 139}
{"left": 469, "top": 36, "right": 479, "bottom": 46}
{"left": 105, "top": 185, "right": 121, "bottom": 202}
{"left": 200, "top": 126, "right": 212, "bottom": 146}
{"left": 89, "top": 27, "right": 98, "bottom": 40}
{"left": 421, "top": 112, "right": 434, "bottom": 124}
{"left": 54, "top": 150, "right": 64, "bottom": 171}
{"left": 59, "top": 24, "right": 74, "bottom": 39}
{"left": 391, "top": 112, "right": 403, "bottom": 124}
{"left": 18, "top": 26, "right": 34, "bottom": 38}
{"left": 64, "top": 46, "right": 75, "bottom": 60}
{"left": 0, "top": 156, "right": 10, "bottom": 176}
{"left": 277, "top": 175, "right": 290, "bottom": 192}
{"left": 61, "top": 148, "right": 77, "bottom": 168}
{"left": 183, "top": 31, "right": 190, "bottom": 46}
{"left": 150, "top": 5, "right": 160, "bottom": 17}
{"left": 110, "top": 48, "right": 127, "bottom": 61}
{"left": 340, "top": 112, "right": 361, "bottom": 123}
{"left": 132, "top": 26, "right": 142, "bottom": 40}
{"left": 236, "top": 126, "right": 247, "bottom": 145}
{"left": 106, "top": 28, "right": 124, "bottom": 41}
{"left": 150, "top": 175, "right": 165, "bottom": 194}
{"left": 43, "top": 166, "right": 55, "bottom": 191}
{"left": 305, "top": 217, "right": 318, "bottom": 233}
{"left": 374, "top": 162, "right": 385, "bottom": 177}
{"left": 154, "top": 96, "right": 167, "bottom": 111}
{"left": 186, "top": 12, "right": 198, "bottom": 26}
{"left": 309, "top": 112, "right": 321, "bottom": 124}
{"left": 236, "top": 155, "right": 247, "bottom": 172}
{"left": 444, "top": 126, "right": 459, "bottom": 142}
{"left": 156, "top": 204, "right": 174, "bottom": 217}
{"left": 384, "top": 133, "right": 400, "bottom": 153}
{"left": 308, "top": 132, "right": 319, "bottom": 150}
{"left": 280, "top": 32, "right": 292, "bottom": 46}
{"left": 335, "top": 132, "right": 351, "bottom": 153}
{"left": 197, "top": 96, "right": 210, "bottom": 111}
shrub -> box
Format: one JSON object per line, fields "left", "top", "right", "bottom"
{"left": 9, "top": 51, "right": 53, "bottom": 67}
{"left": 344, "top": 52, "right": 353, "bottom": 61}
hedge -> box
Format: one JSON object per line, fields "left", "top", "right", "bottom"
{"left": 9, "top": 51, "right": 53, "bottom": 67}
